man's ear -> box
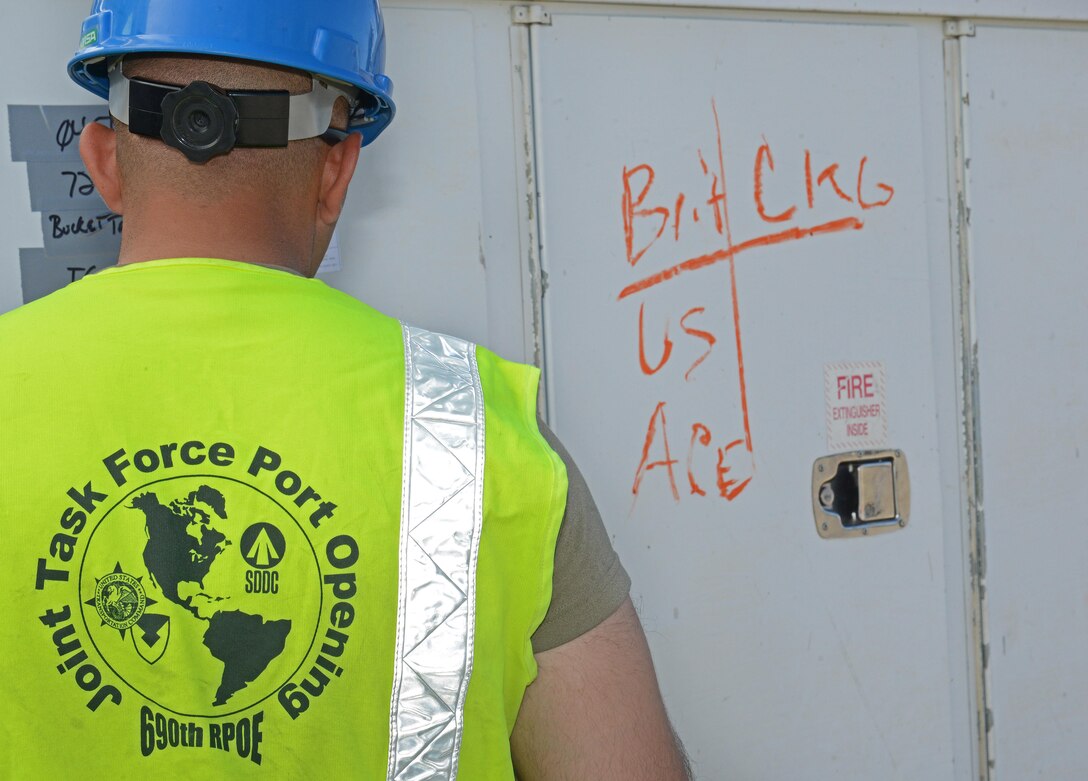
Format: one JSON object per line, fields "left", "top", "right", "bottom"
{"left": 80, "top": 122, "right": 124, "bottom": 214}
{"left": 317, "top": 132, "right": 362, "bottom": 227}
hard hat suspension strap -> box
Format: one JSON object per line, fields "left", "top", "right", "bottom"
{"left": 108, "top": 59, "right": 359, "bottom": 164}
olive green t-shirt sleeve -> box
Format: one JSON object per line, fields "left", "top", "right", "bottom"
{"left": 530, "top": 419, "right": 632, "bottom": 653}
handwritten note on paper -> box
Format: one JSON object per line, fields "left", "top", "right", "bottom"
{"left": 9, "top": 104, "right": 119, "bottom": 302}
{"left": 316, "top": 231, "right": 342, "bottom": 275}
{"left": 620, "top": 100, "right": 895, "bottom": 506}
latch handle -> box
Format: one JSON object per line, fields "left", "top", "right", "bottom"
{"left": 812, "top": 449, "right": 910, "bottom": 539}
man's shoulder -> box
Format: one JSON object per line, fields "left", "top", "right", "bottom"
{"left": 0, "top": 283, "right": 83, "bottom": 352}
{"left": 0, "top": 267, "right": 409, "bottom": 375}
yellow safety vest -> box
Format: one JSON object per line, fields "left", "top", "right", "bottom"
{"left": 0, "top": 257, "right": 566, "bottom": 779}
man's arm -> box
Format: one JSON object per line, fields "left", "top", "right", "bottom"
{"left": 511, "top": 596, "right": 692, "bottom": 781}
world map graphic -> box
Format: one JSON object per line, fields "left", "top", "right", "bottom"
{"left": 131, "top": 486, "right": 292, "bottom": 706}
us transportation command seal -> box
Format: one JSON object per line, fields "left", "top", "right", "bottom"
{"left": 90, "top": 564, "right": 151, "bottom": 635}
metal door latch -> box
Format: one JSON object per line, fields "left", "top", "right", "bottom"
{"left": 812, "top": 450, "right": 910, "bottom": 539}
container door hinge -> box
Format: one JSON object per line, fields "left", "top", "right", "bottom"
{"left": 943, "top": 19, "right": 976, "bottom": 38}
{"left": 512, "top": 5, "right": 552, "bottom": 26}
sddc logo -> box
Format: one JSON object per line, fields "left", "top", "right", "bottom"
{"left": 240, "top": 522, "right": 286, "bottom": 594}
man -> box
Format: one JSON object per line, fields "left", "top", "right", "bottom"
{"left": 0, "top": 1, "right": 690, "bottom": 778}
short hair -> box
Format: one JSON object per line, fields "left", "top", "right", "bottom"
{"left": 114, "top": 55, "right": 350, "bottom": 205}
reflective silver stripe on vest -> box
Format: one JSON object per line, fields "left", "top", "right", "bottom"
{"left": 387, "top": 324, "right": 485, "bottom": 781}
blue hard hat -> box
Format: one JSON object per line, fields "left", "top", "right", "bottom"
{"left": 68, "top": 0, "right": 395, "bottom": 146}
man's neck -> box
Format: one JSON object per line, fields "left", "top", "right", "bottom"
{"left": 116, "top": 196, "right": 316, "bottom": 276}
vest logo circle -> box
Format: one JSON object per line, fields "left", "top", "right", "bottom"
{"left": 78, "top": 475, "right": 323, "bottom": 717}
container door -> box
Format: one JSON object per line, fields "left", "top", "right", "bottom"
{"left": 962, "top": 23, "right": 1088, "bottom": 780}
{"left": 531, "top": 9, "right": 970, "bottom": 779}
